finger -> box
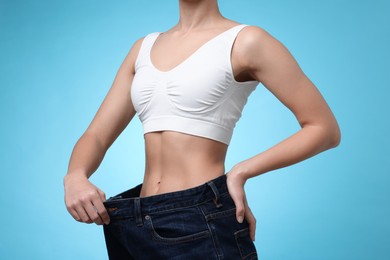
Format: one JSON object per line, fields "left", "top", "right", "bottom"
{"left": 87, "top": 204, "right": 104, "bottom": 225}
{"left": 80, "top": 190, "right": 106, "bottom": 225}
{"left": 232, "top": 192, "right": 246, "bottom": 224}
{"left": 96, "top": 189, "right": 110, "bottom": 225}
{"left": 91, "top": 195, "right": 110, "bottom": 225}
{"left": 67, "top": 207, "right": 82, "bottom": 222}
{"left": 84, "top": 195, "right": 104, "bottom": 226}
{"left": 75, "top": 205, "right": 93, "bottom": 224}
{"left": 244, "top": 198, "right": 256, "bottom": 241}
{"left": 226, "top": 172, "right": 246, "bottom": 223}
{"left": 245, "top": 205, "right": 256, "bottom": 241}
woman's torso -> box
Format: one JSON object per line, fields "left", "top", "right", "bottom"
{"left": 135, "top": 21, "right": 257, "bottom": 197}
{"left": 139, "top": 131, "right": 228, "bottom": 197}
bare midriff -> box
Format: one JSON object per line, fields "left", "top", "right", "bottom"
{"left": 139, "top": 131, "right": 228, "bottom": 197}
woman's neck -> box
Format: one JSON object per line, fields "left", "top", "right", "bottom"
{"left": 177, "top": 0, "right": 224, "bottom": 32}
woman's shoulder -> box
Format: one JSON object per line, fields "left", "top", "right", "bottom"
{"left": 238, "top": 24, "right": 271, "bottom": 44}
{"left": 234, "top": 24, "right": 279, "bottom": 56}
{"left": 129, "top": 29, "right": 162, "bottom": 52}
{"left": 128, "top": 36, "right": 146, "bottom": 56}
{"left": 130, "top": 30, "right": 161, "bottom": 48}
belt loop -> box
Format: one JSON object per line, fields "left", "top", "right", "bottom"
{"left": 134, "top": 198, "right": 143, "bottom": 227}
{"left": 207, "top": 181, "right": 223, "bottom": 208}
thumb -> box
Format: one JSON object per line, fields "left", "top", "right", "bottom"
{"left": 226, "top": 171, "right": 247, "bottom": 224}
{"left": 232, "top": 194, "right": 245, "bottom": 224}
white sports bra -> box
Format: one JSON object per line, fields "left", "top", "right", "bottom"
{"left": 131, "top": 24, "right": 259, "bottom": 145}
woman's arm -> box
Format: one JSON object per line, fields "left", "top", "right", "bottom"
{"left": 63, "top": 37, "right": 144, "bottom": 225}
{"left": 227, "top": 26, "right": 341, "bottom": 240}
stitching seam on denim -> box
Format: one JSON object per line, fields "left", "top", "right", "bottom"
{"left": 146, "top": 215, "right": 210, "bottom": 244}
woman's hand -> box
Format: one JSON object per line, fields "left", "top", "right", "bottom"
{"left": 64, "top": 174, "right": 110, "bottom": 225}
{"left": 226, "top": 166, "right": 256, "bottom": 241}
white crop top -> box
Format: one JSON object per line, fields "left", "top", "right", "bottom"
{"left": 131, "top": 24, "right": 259, "bottom": 145}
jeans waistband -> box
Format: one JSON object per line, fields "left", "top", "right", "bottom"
{"left": 103, "top": 174, "right": 228, "bottom": 226}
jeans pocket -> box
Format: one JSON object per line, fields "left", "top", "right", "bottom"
{"left": 144, "top": 207, "right": 210, "bottom": 244}
{"left": 234, "top": 228, "right": 258, "bottom": 260}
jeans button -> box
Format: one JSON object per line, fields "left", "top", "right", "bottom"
{"left": 145, "top": 215, "right": 150, "bottom": 220}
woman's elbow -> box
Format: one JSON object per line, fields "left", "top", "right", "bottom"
{"left": 327, "top": 121, "right": 341, "bottom": 148}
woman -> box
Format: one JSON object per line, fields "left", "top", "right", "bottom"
{"left": 64, "top": 0, "right": 341, "bottom": 259}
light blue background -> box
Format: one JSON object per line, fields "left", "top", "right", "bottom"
{"left": 1, "top": 0, "right": 389, "bottom": 259}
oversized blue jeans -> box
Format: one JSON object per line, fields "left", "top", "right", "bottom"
{"left": 103, "top": 174, "right": 258, "bottom": 259}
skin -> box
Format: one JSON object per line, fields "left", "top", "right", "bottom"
{"left": 64, "top": 0, "right": 341, "bottom": 243}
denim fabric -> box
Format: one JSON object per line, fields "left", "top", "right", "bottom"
{"left": 103, "top": 174, "right": 258, "bottom": 259}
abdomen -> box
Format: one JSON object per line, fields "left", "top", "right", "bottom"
{"left": 140, "top": 131, "right": 228, "bottom": 197}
